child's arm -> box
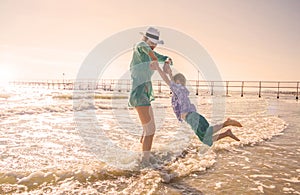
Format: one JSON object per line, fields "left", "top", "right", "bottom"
{"left": 168, "top": 69, "right": 173, "bottom": 82}
{"left": 152, "top": 62, "right": 171, "bottom": 86}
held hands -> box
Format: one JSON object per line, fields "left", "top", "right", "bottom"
{"left": 165, "top": 57, "right": 172, "bottom": 65}
{"left": 150, "top": 59, "right": 173, "bottom": 76}
{"left": 163, "top": 60, "right": 172, "bottom": 75}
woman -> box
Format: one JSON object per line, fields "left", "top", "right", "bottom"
{"left": 128, "top": 27, "right": 172, "bottom": 164}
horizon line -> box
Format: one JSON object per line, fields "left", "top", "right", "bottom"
{"left": 7, "top": 79, "right": 300, "bottom": 83}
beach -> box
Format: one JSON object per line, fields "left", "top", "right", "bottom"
{"left": 1, "top": 0, "right": 300, "bottom": 194}
{"left": 0, "top": 85, "right": 299, "bottom": 194}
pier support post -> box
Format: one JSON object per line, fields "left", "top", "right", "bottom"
{"left": 196, "top": 80, "right": 199, "bottom": 95}
{"left": 226, "top": 81, "right": 229, "bottom": 96}
{"left": 241, "top": 81, "right": 244, "bottom": 97}
{"left": 158, "top": 80, "right": 161, "bottom": 93}
{"left": 111, "top": 80, "right": 114, "bottom": 91}
{"left": 296, "top": 82, "right": 299, "bottom": 100}
{"left": 118, "top": 80, "right": 122, "bottom": 92}
{"left": 127, "top": 80, "right": 130, "bottom": 92}
{"left": 259, "top": 81, "right": 261, "bottom": 98}
{"left": 277, "top": 82, "right": 280, "bottom": 99}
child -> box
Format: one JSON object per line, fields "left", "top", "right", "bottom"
{"left": 153, "top": 62, "right": 242, "bottom": 146}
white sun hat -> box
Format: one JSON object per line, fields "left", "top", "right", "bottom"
{"left": 140, "top": 27, "right": 164, "bottom": 44}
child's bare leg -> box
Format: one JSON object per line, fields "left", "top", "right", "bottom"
{"left": 212, "top": 123, "right": 224, "bottom": 134}
{"left": 223, "top": 118, "right": 242, "bottom": 128}
{"left": 211, "top": 118, "right": 242, "bottom": 135}
{"left": 213, "top": 129, "right": 240, "bottom": 142}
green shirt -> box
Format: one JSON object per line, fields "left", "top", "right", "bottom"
{"left": 130, "top": 41, "right": 169, "bottom": 89}
{"left": 129, "top": 41, "right": 170, "bottom": 107}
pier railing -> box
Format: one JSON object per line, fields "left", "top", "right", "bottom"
{"left": 9, "top": 80, "right": 299, "bottom": 100}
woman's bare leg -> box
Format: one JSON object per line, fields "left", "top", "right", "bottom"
{"left": 135, "top": 106, "right": 155, "bottom": 163}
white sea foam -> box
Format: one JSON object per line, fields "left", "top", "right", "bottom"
{"left": 0, "top": 87, "right": 293, "bottom": 194}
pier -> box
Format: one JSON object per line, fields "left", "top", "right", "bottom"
{"left": 9, "top": 80, "right": 300, "bottom": 100}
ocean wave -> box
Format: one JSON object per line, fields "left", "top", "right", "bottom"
{"left": 0, "top": 114, "right": 287, "bottom": 194}
{"left": 0, "top": 166, "right": 135, "bottom": 193}
{"left": 1, "top": 97, "right": 170, "bottom": 118}
{"left": 0, "top": 94, "right": 10, "bottom": 99}
{"left": 0, "top": 89, "right": 291, "bottom": 194}
{"left": 53, "top": 94, "right": 129, "bottom": 100}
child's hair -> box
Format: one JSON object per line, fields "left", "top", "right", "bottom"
{"left": 173, "top": 73, "right": 186, "bottom": 86}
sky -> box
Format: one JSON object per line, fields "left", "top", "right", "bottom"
{"left": 0, "top": 0, "right": 299, "bottom": 82}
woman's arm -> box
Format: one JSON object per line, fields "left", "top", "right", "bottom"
{"left": 153, "top": 51, "right": 169, "bottom": 63}
{"left": 148, "top": 50, "right": 158, "bottom": 61}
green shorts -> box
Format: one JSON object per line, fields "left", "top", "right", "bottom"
{"left": 128, "top": 81, "right": 154, "bottom": 107}
{"left": 185, "top": 112, "right": 213, "bottom": 146}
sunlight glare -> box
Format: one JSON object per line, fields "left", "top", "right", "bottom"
{"left": 0, "top": 68, "right": 14, "bottom": 87}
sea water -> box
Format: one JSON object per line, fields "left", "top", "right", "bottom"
{"left": 0, "top": 85, "right": 299, "bottom": 194}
